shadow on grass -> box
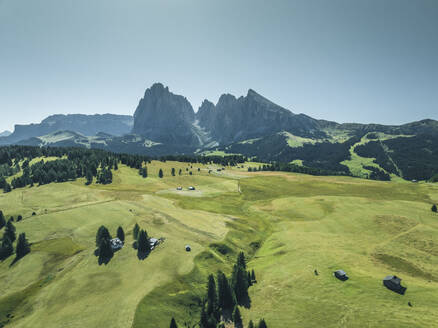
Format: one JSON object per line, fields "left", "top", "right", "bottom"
{"left": 137, "top": 250, "right": 151, "bottom": 260}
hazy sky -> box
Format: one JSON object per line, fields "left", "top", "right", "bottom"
{"left": 0, "top": 0, "right": 437, "bottom": 132}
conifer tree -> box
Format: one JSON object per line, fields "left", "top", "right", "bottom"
{"left": 432, "top": 204, "right": 437, "bottom": 213}
{"left": 257, "top": 319, "right": 267, "bottom": 328}
{"left": 237, "top": 252, "right": 246, "bottom": 269}
{"left": 96, "top": 225, "right": 111, "bottom": 247}
{"left": 0, "top": 210, "right": 5, "bottom": 229}
{"left": 117, "top": 226, "right": 125, "bottom": 242}
{"left": 137, "top": 229, "right": 151, "bottom": 254}
{"left": 15, "top": 232, "right": 30, "bottom": 259}
{"left": 4, "top": 220, "right": 16, "bottom": 242}
{"left": 248, "top": 320, "right": 255, "bottom": 328}
{"left": 206, "top": 274, "right": 219, "bottom": 319}
{"left": 0, "top": 236, "right": 13, "bottom": 260}
{"left": 98, "top": 237, "right": 114, "bottom": 261}
{"left": 133, "top": 223, "right": 140, "bottom": 239}
{"left": 233, "top": 307, "right": 243, "bottom": 328}
{"left": 85, "top": 170, "right": 93, "bottom": 185}
{"left": 171, "top": 168, "right": 175, "bottom": 176}
{"left": 178, "top": 169, "right": 182, "bottom": 175}
{"left": 199, "top": 303, "right": 209, "bottom": 328}
{"left": 158, "top": 169, "right": 164, "bottom": 178}
{"left": 17, "top": 215, "right": 22, "bottom": 222}
{"left": 169, "top": 318, "right": 178, "bottom": 328}
{"left": 4, "top": 182, "right": 11, "bottom": 193}
{"left": 232, "top": 264, "right": 249, "bottom": 305}
{"left": 217, "top": 271, "right": 235, "bottom": 311}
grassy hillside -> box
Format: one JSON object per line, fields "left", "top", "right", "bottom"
{"left": 1, "top": 161, "right": 438, "bottom": 327}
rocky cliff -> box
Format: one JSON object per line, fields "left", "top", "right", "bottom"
{"left": 196, "top": 89, "right": 325, "bottom": 144}
{"left": 132, "top": 83, "right": 199, "bottom": 146}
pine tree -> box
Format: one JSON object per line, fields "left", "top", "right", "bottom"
{"left": 178, "top": 169, "right": 182, "bottom": 175}
{"left": 0, "top": 210, "right": 5, "bottom": 229}
{"left": 257, "top": 319, "right": 267, "bottom": 328}
{"left": 4, "top": 182, "right": 11, "bottom": 193}
{"left": 98, "top": 238, "right": 114, "bottom": 261}
{"left": 17, "top": 215, "right": 22, "bottom": 222}
{"left": 158, "top": 169, "right": 164, "bottom": 178}
{"left": 233, "top": 307, "right": 243, "bottom": 328}
{"left": 171, "top": 168, "right": 176, "bottom": 176}
{"left": 217, "top": 271, "right": 235, "bottom": 311}
{"left": 4, "top": 220, "right": 16, "bottom": 242}
{"left": 232, "top": 264, "right": 249, "bottom": 305}
{"left": 248, "top": 320, "right": 255, "bottom": 328}
{"left": 432, "top": 204, "right": 437, "bottom": 213}
{"left": 169, "top": 318, "right": 178, "bottom": 328}
{"left": 237, "top": 252, "right": 246, "bottom": 269}
{"left": 251, "top": 269, "right": 256, "bottom": 282}
{"left": 96, "top": 226, "right": 111, "bottom": 247}
{"left": 85, "top": 170, "right": 93, "bottom": 185}
{"left": 137, "top": 229, "right": 151, "bottom": 254}
{"left": 206, "top": 274, "right": 218, "bottom": 319}
{"left": 117, "top": 226, "right": 125, "bottom": 242}
{"left": 0, "top": 236, "right": 13, "bottom": 260}
{"left": 133, "top": 223, "right": 140, "bottom": 239}
{"left": 15, "top": 232, "right": 30, "bottom": 259}
{"left": 199, "top": 304, "right": 209, "bottom": 328}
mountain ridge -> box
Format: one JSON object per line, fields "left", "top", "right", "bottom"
{"left": 1, "top": 83, "right": 437, "bottom": 180}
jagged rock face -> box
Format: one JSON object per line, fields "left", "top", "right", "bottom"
{"left": 5, "top": 114, "right": 133, "bottom": 143}
{"left": 196, "top": 89, "right": 324, "bottom": 144}
{"left": 132, "top": 83, "right": 199, "bottom": 146}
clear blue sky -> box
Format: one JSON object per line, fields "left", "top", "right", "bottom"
{"left": 0, "top": 0, "right": 437, "bottom": 132}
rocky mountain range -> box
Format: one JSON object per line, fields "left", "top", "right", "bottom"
{"left": 1, "top": 83, "right": 437, "bottom": 181}
{"left": 0, "top": 114, "right": 133, "bottom": 145}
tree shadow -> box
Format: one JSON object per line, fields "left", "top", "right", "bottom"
{"left": 137, "top": 250, "right": 151, "bottom": 260}
{"left": 98, "top": 254, "right": 113, "bottom": 265}
{"left": 238, "top": 294, "right": 252, "bottom": 309}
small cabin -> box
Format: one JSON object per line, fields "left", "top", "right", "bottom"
{"left": 334, "top": 270, "right": 349, "bottom": 281}
{"left": 185, "top": 245, "right": 191, "bottom": 252}
{"left": 188, "top": 186, "right": 195, "bottom": 190}
{"left": 383, "top": 275, "right": 407, "bottom": 295}
{"left": 110, "top": 238, "right": 124, "bottom": 250}
{"left": 149, "top": 238, "right": 159, "bottom": 250}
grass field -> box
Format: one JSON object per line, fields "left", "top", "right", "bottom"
{"left": 1, "top": 160, "right": 438, "bottom": 327}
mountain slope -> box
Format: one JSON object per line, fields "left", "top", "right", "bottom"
{"left": 196, "top": 89, "right": 325, "bottom": 144}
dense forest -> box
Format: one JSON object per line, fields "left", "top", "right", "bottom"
{"left": 0, "top": 146, "right": 247, "bottom": 192}
{"left": 220, "top": 133, "right": 361, "bottom": 174}
{"left": 355, "top": 135, "right": 438, "bottom": 180}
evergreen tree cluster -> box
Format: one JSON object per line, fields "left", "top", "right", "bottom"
{"left": 248, "top": 162, "right": 348, "bottom": 177}
{"left": 0, "top": 217, "right": 31, "bottom": 261}
{"left": 198, "top": 252, "right": 257, "bottom": 328}
{"left": 131, "top": 223, "right": 151, "bottom": 259}
{"left": 432, "top": 204, "right": 437, "bottom": 213}
{"left": 139, "top": 167, "right": 148, "bottom": 178}
{"left": 95, "top": 225, "right": 114, "bottom": 264}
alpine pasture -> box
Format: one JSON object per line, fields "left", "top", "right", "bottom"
{"left": 1, "top": 160, "right": 438, "bottom": 328}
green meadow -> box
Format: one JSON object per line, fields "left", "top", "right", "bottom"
{"left": 1, "top": 161, "right": 438, "bottom": 327}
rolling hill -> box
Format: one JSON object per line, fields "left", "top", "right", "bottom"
{"left": 1, "top": 150, "right": 438, "bottom": 327}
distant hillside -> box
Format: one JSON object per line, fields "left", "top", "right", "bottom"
{"left": 0, "top": 114, "right": 133, "bottom": 145}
